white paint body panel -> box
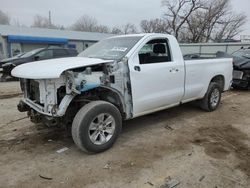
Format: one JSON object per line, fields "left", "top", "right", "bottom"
{"left": 125, "top": 34, "right": 232, "bottom": 117}
{"left": 128, "top": 34, "right": 185, "bottom": 117}
{"left": 11, "top": 57, "right": 112, "bottom": 79}
{"left": 183, "top": 58, "right": 232, "bottom": 102}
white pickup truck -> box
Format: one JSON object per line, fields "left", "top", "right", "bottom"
{"left": 12, "top": 34, "right": 233, "bottom": 153}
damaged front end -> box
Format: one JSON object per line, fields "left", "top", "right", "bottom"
{"left": 232, "top": 69, "right": 250, "bottom": 89}
{"left": 232, "top": 51, "right": 250, "bottom": 89}
{"left": 17, "top": 59, "right": 133, "bottom": 126}
{"left": 232, "top": 59, "right": 250, "bottom": 89}
{"left": 18, "top": 75, "right": 75, "bottom": 126}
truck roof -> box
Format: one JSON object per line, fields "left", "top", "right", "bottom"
{"left": 109, "top": 33, "right": 171, "bottom": 39}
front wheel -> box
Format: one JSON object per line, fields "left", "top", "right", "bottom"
{"left": 72, "top": 101, "right": 122, "bottom": 153}
{"left": 199, "top": 82, "right": 222, "bottom": 112}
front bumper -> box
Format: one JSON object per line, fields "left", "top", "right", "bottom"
{"left": 233, "top": 69, "right": 250, "bottom": 89}
{"left": 232, "top": 79, "right": 249, "bottom": 89}
{"left": 18, "top": 94, "right": 75, "bottom": 117}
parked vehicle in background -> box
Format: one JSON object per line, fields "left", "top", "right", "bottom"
{"left": 231, "top": 48, "right": 250, "bottom": 89}
{"left": 0, "top": 52, "right": 4, "bottom": 61}
{"left": 1, "top": 47, "right": 78, "bottom": 81}
{"left": 0, "top": 52, "right": 26, "bottom": 68}
{"left": 12, "top": 34, "right": 232, "bottom": 153}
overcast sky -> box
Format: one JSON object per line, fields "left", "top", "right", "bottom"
{"left": 1, "top": 0, "right": 250, "bottom": 37}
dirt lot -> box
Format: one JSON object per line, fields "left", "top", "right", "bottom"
{"left": 0, "top": 81, "right": 250, "bottom": 188}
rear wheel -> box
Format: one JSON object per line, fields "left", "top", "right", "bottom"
{"left": 72, "top": 101, "right": 122, "bottom": 153}
{"left": 200, "top": 82, "right": 222, "bottom": 112}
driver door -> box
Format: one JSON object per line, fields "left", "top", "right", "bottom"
{"left": 128, "top": 37, "right": 185, "bottom": 117}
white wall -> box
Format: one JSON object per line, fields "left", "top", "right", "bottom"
{"left": 180, "top": 43, "right": 250, "bottom": 55}
{"left": 0, "top": 35, "right": 8, "bottom": 59}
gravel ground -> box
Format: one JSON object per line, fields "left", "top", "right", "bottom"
{"left": 0, "top": 82, "right": 249, "bottom": 188}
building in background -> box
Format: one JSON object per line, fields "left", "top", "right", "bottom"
{"left": 0, "top": 25, "right": 114, "bottom": 59}
{"left": 240, "top": 35, "right": 250, "bottom": 43}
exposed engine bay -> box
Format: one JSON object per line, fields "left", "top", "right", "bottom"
{"left": 18, "top": 59, "right": 133, "bottom": 126}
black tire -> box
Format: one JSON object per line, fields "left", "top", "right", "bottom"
{"left": 72, "top": 101, "right": 122, "bottom": 153}
{"left": 0, "top": 74, "right": 7, "bottom": 82}
{"left": 199, "top": 82, "right": 222, "bottom": 112}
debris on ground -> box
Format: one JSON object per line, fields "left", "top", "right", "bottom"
{"left": 164, "top": 125, "right": 174, "bottom": 131}
{"left": 146, "top": 181, "right": 154, "bottom": 186}
{"left": 39, "top": 174, "right": 53, "bottom": 180}
{"left": 2, "top": 116, "right": 28, "bottom": 127}
{"left": 5, "top": 136, "right": 16, "bottom": 141}
{"left": 231, "top": 106, "right": 238, "bottom": 111}
{"left": 103, "top": 163, "right": 111, "bottom": 169}
{"left": 56, "top": 147, "right": 69, "bottom": 153}
{"left": 48, "top": 139, "right": 53, "bottom": 142}
{"left": 160, "top": 177, "right": 180, "bottom": 188}
{"left": 16, "top": 138, "right": 26, "bottom": 144}
{"left": 130, "top": 162, "right": 135, "bottom": 166}
{"left": 199, "top": 175, "right": 205, "bottom": 182}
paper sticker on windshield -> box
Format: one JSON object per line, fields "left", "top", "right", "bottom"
{"left": 111, "top": 47, "right": 128, "bottom": 52}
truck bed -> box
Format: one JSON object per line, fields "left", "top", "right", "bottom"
{"left": 182, "top": 57, "right": 233, "bottom": 103}
{"left": 183, "top": 51, "right": 230, "bottom": 60}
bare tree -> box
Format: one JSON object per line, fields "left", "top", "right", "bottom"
{"left": 32, "top": 15, "right": 62, "bottom": 29}
{"left": 162, "top": 0, "right": 204, "bottom": 40}
{"left": 140, "top": 18, "right": 168, "bottom": 33}
{"left": 0, "top": 10, "right": 10, "bottom": 25}
{"left": 72, "top": 15, "right": 111, "bottom": 33}
{"left": 122, "top": 23, "right": 137, "bottom": 34}
{"left": 204, "top": 0, "right": 229, "bottom": 41}
{"left": 214, "top": 13, "right": 247, "bottom": 42}
{"left": 72, "top": 15, "right": 99, "bottom": 32}
{"left": 161, "top": 0, "right": 247, "bottom": 42}
{"left": 95, "top": 25, "right": 110, "bottom": 33}
{"left": 185, "top": 0, "right": 247, "bottom": 42}
{"left": 109, "top": 23, "right": 137, "bottom": 34}
{"left": 111, "top": 27, "right": 123, "bottom": 34}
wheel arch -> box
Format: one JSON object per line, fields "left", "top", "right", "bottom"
{"left": 97, "top": 86, "right": 126, "bottom": 118}
{"left": 68, "top": 86, "right": 127, "bottom": 120}
{"left": 210, "top": 75, "right": 225, "bottom": 91}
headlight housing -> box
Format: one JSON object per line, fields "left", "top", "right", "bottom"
{"left": 243, "top": 70, "right": 250, "bottom": 80}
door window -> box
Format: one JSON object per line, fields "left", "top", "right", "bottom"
{"left": 53, "top": 49, "right": 68, "bottom": 58}
{"left": 35, "top": 50, "right": 53, "bottom": 60}
{"left": 138, "top": 39, "right": 171, "bottom": 64}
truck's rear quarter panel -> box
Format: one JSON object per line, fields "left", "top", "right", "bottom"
{"left": 182, "top": 58, "right": 233, "bottom": 103}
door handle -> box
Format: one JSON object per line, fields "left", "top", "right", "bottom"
{"left": 134, "top": 66, "right": 141, "bottom": 72}
{"left": 170, "top": 68, "right": 179, "bottom": 73}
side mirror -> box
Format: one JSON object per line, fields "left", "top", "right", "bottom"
{"left": 34, "top": 55, "right": 40, "bottom": 61}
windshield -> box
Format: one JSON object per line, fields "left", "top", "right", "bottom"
{"left": 78, "top": 36, "right": 143, "bottom": 60}
{"left": 14, "top": 52, "right": 26, "bottom": 58}
{"left": 233, "top": 50, "right": 250, "bottom": 59}
{"left": 21, "top": 48, "right": 43, "bottom": 58}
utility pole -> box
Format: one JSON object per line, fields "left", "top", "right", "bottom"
{"left": 49, "top": 10, "right": 52, "bottom": 27}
